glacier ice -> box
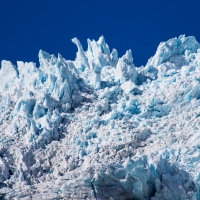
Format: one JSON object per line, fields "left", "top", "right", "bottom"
{"left": 0, "top": 35, "right": 200, "bottom": 199}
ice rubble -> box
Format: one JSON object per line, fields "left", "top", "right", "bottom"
{"left": 0, "top": 35, "right": 200, "bottom": 199}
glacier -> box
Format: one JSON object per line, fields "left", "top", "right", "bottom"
{"left": 0, "top": 35, "right": 200, "bottom": 199}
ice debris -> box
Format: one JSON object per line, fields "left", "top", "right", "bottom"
{"left": 0, "top": 35, "right": 200, "bottom": 199}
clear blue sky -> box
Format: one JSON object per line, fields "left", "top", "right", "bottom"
{"left": 0, "top": 0, "right": 200, "bottom": 67}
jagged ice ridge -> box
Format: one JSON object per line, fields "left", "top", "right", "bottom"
{"left": 0, "top": 35, "right": 200, "bottom": 199}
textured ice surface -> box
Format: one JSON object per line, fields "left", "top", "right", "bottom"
{"left": 0, "top": 35, "right": 200, "bottom": 199}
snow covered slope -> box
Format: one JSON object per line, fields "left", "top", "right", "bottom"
{"left": 0, "top": 35, "right": 200, "bottom": 199}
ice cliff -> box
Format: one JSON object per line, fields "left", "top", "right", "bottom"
{"left": 0, "top": 35, "right": 200, "bottom": 199}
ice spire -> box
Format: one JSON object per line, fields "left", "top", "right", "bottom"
{"left": 72, "top": 37, "right": 90, "bottom": 72}
{"left": 115, "top": 49, "right": 138, "bottom": 84}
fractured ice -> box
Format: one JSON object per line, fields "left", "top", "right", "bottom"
{"left": 0, "top": 35, "right": 200, "bottom": 199}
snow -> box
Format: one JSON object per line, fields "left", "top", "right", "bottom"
{"left": 0, "top": 35, "right": 200, "bottom": 199}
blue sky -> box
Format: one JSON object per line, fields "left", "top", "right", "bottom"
{"left": 0, "top": 0, "right": 200, "bottom": 67}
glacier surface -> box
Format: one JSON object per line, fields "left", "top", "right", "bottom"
{"left": 0, "top": 35, "right": 200, "bottom": 199}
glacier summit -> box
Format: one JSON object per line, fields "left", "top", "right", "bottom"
{"left": 0, "top": 35, "right": 200, "bottom": 199}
